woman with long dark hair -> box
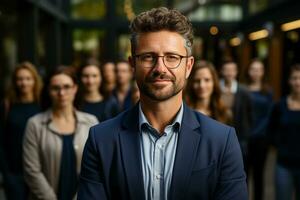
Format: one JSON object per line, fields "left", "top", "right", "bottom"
{"left": 186, "top": 60, "right": 231, "bottom": 124}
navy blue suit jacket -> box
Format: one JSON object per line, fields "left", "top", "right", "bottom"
{"left": 78, "top": 104, "right": 248, "bottom": 200}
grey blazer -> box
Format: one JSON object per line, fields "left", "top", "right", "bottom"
{"left": 23, "top": 109, "right": 98, "bottom": 200}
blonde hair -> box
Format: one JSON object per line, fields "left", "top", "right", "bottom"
{"left": 7, "top": 61, "right": 43, "bottom": 103}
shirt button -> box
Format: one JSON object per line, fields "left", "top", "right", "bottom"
{"left": 156, "top": 174, "right": 162, "bottom": 179}
{"left": 74, "top": 145, "right": 79, "bottom": 150}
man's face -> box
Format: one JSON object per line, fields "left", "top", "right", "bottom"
{"left": 221, "top": 63, "right": 238, "bottom": 83}
{"left": 130, "top": 30, "right": 194, "bottom": 101}
{"left": 116, "top": 62, "right": 132, "bottom": 85}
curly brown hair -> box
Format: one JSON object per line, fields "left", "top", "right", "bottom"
{"left": 186, "top": 60, "right": 232, "bottom": 124}
{"left": 130, "top": 7, "right": 194, "bottom": 55}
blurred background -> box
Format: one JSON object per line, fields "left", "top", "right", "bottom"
{"left": 1, "top": 0, "right": 300, "bottom": 100}
{"left": 1, "top": 1, "right": 300, "bottom": 199}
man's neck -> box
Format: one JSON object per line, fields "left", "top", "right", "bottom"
{"left": 140, "top": 93, "right": 182, "bottom": 134}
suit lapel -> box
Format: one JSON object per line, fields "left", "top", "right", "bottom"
{"left": 119, "top": 105, "right": 145, "bottom": 200}
{"left": 169, "top": 105, "right": 202, "bottom": 200}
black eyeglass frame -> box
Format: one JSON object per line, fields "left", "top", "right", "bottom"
{"left": 133, "top": 53, "right": 190, "bottom": 69}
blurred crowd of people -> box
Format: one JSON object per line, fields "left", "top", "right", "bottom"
{"left": 0, "top": 57, "right": 299, "bottom": 200}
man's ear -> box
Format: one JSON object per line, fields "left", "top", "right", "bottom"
{"left": 185, "top": 56, "right": 194, "bottom": 79}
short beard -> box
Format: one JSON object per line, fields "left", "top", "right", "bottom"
{"left": 139, "top": 70, "right": 184, "bottom": 101}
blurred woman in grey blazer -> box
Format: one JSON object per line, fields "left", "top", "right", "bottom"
{"left": 23, "top": 66, "right": 98, "bottom": 200}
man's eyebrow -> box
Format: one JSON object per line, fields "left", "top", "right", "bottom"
{"left": 164, "top": 51, "right": 183, "bottom": 55}
{"left": 136, "top": 51, "right": 183, "bottom": 55}
{"left": 135, "top": 51, "right": 156, "bottom": 55}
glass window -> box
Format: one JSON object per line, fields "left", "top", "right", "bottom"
{"left": 248, "top": 0, "right": 268, "bottom": 15}
{"left": 73, "top": 29, "right": 105, "bottom": 64}
{"left": 116, "top": 0, "right": 165, "bottom": 19}
{"left": 254, "top": 39, "right": 269, "bottom": 59}
{"left": 71, "top": 0, "right": 105, "bottom": 19}
{"left": 192, "top": 37, "right": 204, "bottom": 59}
{"left": 118, "top": 34, "right": 131, "bottom": 60}
{"left": 188, "top": 4, "right": 242, "bottom": 22}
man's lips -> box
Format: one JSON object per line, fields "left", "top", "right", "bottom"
{"left": 151, "top": 79, "right": 171, "bottom": 82}
{"left": 148, "top": 79, "right": 172, "bottom": 85}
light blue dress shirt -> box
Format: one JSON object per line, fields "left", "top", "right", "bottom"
{"left": 138, "top": 103, "right": 183, "bottom": 200}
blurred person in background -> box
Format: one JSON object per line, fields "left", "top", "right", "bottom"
{"left": 219, "top": 60, "right": 253, "bottom": 165}
{"left": 0, "top": 61, "right": 42, "bottom": 200}
{"left": 267, "top": 64, "right": 300, "bottom": 200}
{"left": 244, "top": 58, "right": 273, "bottom": 200}
{"left": 185, "top": 60, "right": 231, "bottom": 124}
{"left": 113, "top": 60, "right": 134, "bottom": 111}
{"left": 101, "top": 61, "right": 116, "bottom": 98}
{"left": 131, "top": 80, "right": 140, "bottom": 105}
{"left": 78, "top": 59, "right": 119, "bottom": 122}
{"left": 23, "top": 66, "right": 98, "bottom": 200}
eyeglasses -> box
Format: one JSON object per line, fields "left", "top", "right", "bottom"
{"left": 133, "top": 53, "right": 190, "bottom": 69}
{"left": 49, "top": 84, "right": 74, "bottom": 93}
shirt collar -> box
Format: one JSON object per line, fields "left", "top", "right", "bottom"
{"left": 138, "top": 102, "right": 184, "bottom": 133}
{"left": 220, "top": 79, "right": 238, "bottom": 93}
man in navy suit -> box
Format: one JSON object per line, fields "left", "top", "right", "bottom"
{"left": 78, "top": 7, "right": 248, "bottom": 200}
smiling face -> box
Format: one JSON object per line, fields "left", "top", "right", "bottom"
{"left": 15, "top": 68, "right": 35, "bottom": 96}
{"left": 130, "top": 30, "right": 194, "bottom": 102}
{"left": 49, "top": 74, "right": 78, "bottom": 109}
{"left": 81, "top": 65, "right": 101, "bottom": 93}
{"left": 192, "top": 68, "right": 214, "bottom": 101}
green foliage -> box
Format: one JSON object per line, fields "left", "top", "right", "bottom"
{"left": 72, "top": 0, "right": 106, "bottom": 19}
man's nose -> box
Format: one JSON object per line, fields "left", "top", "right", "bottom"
{"left": 152, "top": 56, "right": 167, "bottom": 72}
